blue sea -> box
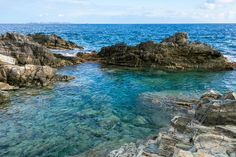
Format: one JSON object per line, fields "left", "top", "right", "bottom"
{"left": 0, "top": 24, "right": 236, "bottom": 157}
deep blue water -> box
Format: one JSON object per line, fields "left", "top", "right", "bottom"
{"left": 0, "top": 24, "right": 236, "bottom": 60}
{"left": 0, "top": 24, "right": 236, "bottom": 157}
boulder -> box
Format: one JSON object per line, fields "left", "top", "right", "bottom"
{"left": 0, "top": 82, "right": 18, "bottom": 91}
{"left": 223, "top": 91, "right": 236, "bottom": 100}
{"left": 0, "top": 90, "right": 10, "bottom": 104}
{"left": 195, "top": 101, "right": 236, "bottom": 125}
{"left": 0, "top": 64, "right": 73, "bottom": 87}
{"left": 28, "top": 33, "right": 83, "bottom": 50}
{"left": 98, "top": 32, "right": 233, "bottom": 70}
{"left": 171, "top": 116, "right": 192, "bottom": 132}
{"left": 0, "top": 32, "right": 81, "bottom": 67}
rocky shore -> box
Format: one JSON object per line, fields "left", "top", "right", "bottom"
{"left": 0, "top": 32, "right": 83, "bottom": 105}
{"left": 98, "top": 32, "right": 234, "bottom": 70}
{"left": 108, "top": 90, "right": 236, "bottom": 157}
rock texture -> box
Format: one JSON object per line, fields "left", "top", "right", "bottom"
{"left": 28, "top": 33, "right": 83, "bottom": 50}
{"left": 0, "top": 32, "right": 81, "bottom": 67}
{"left": 108, "top": 91, "right": 236, "bottom": 157}
{"left": 0, "top": 90, "right": 10, "bottom": 104}
{"left": 0, "top": 64, "right": 74, "bottom": 87}
{"left": 99, "top": 32, "right": 233, "bottom": 70}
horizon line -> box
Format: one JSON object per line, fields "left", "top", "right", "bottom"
{"left": 0, "top": 22, "right": 236, "bottom": 25}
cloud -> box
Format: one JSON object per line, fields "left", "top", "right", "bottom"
{"left": 203, "top": 0, "right": 235, "bottom": 9}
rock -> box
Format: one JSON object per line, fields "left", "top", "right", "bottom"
{"left": 0, "top": 90, "right": 10, "bottom": 104}
{"left": 0, "top": 54, "right": 16, "bottom": 65}
{"left": 224, "top": 92, "right": 236, "bottom": 100}
{"left": 0, "top": 82, "right": 18, "bottom": 91}
{"left": 158, "top": 133, "right": 179, "bottom": 157}
{"left": 200, "top": 90, "right": 222, "bottom": 100}
{"left": 28, "top": 33, "right": 83, "bottom": 50}
{"left": 171, "top": 116, "right": 192, "bottom": 132}
{"left": 0, "top": 32, "right": 81, "bottom": 67}
{"left": 173, "top": 149, "right": 194, "bottom": 157}
{"left": 76, "top": 52, "right": 100, "bottom": 62}
{"left": 194, "top": 133, "right": 235, "bottom": 156}
{"left": 98, "top": 32, "right": 233, "bottom": 70}
{"left": 215, "top": 125, "right": 236, "bottom": 138}
{"left": 195, "top": 101, "right": 236, "bottom": 125}
{"left": 0, "top": 64, "right": 72, "bottom": 87}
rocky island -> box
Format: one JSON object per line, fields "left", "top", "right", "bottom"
{"left": 98, "top": 32, "right": 234, "bottom": 70}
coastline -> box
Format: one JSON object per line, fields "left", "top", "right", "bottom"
{"left": 0, "top": 30, "right": 236, "bottom": 157}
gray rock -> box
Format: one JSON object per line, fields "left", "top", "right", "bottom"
{"left": 0, "top": 64, "right": 73, "bottom": 87}
{"left": 224, "top": 92, "right": 236, "bottom": 100}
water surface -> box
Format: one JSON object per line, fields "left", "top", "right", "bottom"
{"left": 0, "top": 24, "right": 236, "bottom": 156}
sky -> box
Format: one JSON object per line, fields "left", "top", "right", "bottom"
{"left": 0, "top": 0, "right": 236, "bottom": 23}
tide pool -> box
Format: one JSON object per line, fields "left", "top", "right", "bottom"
{"left": 0, "top": 62, "right": 236, "bottom": 157}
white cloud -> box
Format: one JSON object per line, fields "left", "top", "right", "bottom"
{"left": 203, "top": 0, "right": 235, "bottom": 10}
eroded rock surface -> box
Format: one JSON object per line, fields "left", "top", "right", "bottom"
{"left": 108, "top": 91, "right": 236, "bottom": 157}
{"left": 99, "top": 32, "right": 233, "bottom": 70}
{"left": 28, "top": 33, "right": 83, "bottom": 50}
{"left": 0, "top": 64, "right": 73, "bottom": 87}
{"left": 0, "top": 32, "right": 81, "bottom": 67}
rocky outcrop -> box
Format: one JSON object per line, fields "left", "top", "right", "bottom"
{"left": 28, "top": 33, "right": 83, "bottom": 50}
{"left": 108, "top": 91, "right": 236, "bottom": 157}
{"left": 99, "top": 32, "right": 233, "bottom": 70}
{"left": 0, "top": 32, "right": 81, "bottom": 67}
{"left": 0, "top": 82, "right": 18, "bottom": 91}
{"left": 0, "top": 91, "right": 10, "bottom": 104}
{"left": 0, "top": 64, "right": 74, "bottom": 87}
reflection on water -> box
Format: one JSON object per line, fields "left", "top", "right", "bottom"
{"left": 0, "top": 62, "right": 236, "bottom": 157}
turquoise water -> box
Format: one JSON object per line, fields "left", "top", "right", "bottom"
{"left": 0, "top": 24, "right": 236, "bottom": 156}
{"left": 1, "top": 62, "right": 236, "bottom": 157}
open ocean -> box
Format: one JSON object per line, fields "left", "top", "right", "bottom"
{"left": 0, "top": 24, "right": 236, "bottom": 157}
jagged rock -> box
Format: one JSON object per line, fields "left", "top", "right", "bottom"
{"left": 77, "top": 52, "right": 100, "bottom": 62}
{"left": 28, "top": 33, "right": 83, "bottom": 50}
{"left": 0, "top": 64, "right": 73, "bottom": 87}
{"left": 0, "top": 82, "right": 18, "bottom": 91}
{"left": 194, "top": 133, "right": 236, "bottom": 156}
{"left": 195, "top": 101, "right": 236, "bottom": 125}
{"left": 171, "top": 116, "right": 192, "bottom": 132}
{"left": 223, "top": 92, "right": 236, "bottom": 100}
{"left": 0, "top": 32, "right": 81, "bottom": 67}
{"left": 158, "top": 133, "right": 179, "bottom": 157}
{"left": 200, "top": 90, "right": 222, "bottom": 100}
{"left": 215, "top": 125, "right": 236, "bottom": 138}
{"left": 0, "top": 90, "right": 10, "bottom": 104}
{"left": 98, "top": 32, "right": 233, "bottom": 70}
{"left": 0, "top": 54, "right": 16, "bottom": 65}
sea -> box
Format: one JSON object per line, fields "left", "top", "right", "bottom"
{"left": 0, "top": 24, "right": 236, "bottom": 157}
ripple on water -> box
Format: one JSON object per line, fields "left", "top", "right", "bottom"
{"left": 0, "top": 63, "right": 236, "bottom": 156}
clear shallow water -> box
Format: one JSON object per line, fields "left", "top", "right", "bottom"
{"left": 0, "top": 24, "right": 236, "bottom": 157}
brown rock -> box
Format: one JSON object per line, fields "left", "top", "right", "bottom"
{"left": 0, "top": 32, "right": 81, "bottom": 68}
{"left": 98, "top": 32, "right": 233, "bottom": 70}
{"left": 28, "top": 33, "right": 83, "bottom": 50}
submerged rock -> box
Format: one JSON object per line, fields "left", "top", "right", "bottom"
{"left": 0, "top": 90, "right": 10, "bottom": 104}
{"left": 98, "top": 32, "right": 233, "bottom": 70}
{"left": 28, "top": 33, "right": 83, "bottom": 50}
{"left": 0, "top": 32, "right": 81, "bottom": 67}
{"left": 0, "top": 64, "right": 73, "bottom": 87}
{"left": 108, "top": 90, "right": 236, "bottom": 157}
